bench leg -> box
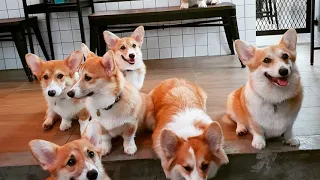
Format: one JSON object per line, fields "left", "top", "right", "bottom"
{"left": 32, "top": 23, "right": 50, "bottom": 61}
{"left": 46, "top": 12, "right": 55, "bottom": 60}
{"left": 223, "top": 18, "right": 235, "bottom": 55}
{"left": 12, "top": 30, "right": 33, "bottom": 82}
{"left": 229, "top": 16, "right": 245, "bottom": 68}
{"left": 77, "top": 5, "right": 86, "bottom": 43}
{"left": 97, "top": 32, "right": 106, "bottom": 56}
{"left": 90, "top": 25, "right": 98, "bottom": 54}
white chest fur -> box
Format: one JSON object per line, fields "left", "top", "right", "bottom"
{"left": 124, "top": 70, "right": 144, "bottom": 90}
{"left": 46, "top": 96, "right": 83, "bottom": 119}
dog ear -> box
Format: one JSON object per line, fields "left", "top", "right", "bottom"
{"left": 103, "top": 31, "right": 120, "bottom": 50}
{"left": 204, "top": 122, "right": 229, "bottom": 165}
{"left": 101, "top": 50, "right": 116, "bottom": 76}
{"left": 160, "top": 129, "right": 182, "bottom": 159}
{"left": 131, "top": 26, "right": 145, "bottom": 46}
{"left": 82, "top": 119, "right": 103, "bottom": 150}
{"left": 235, "top": 40, "right": 256, "bottom": 65}
{"left": 280, "top": 28, "right": 297, "bottom": 51}
{"left": 81, "top": 43, "right": 96, "bottom": 59}
{"left": 65, "top": 50, "right": 83, "bottom": 73}
{"left": 29, "top": 140, "right": 59, "bottom": 171}
{"left": 25, "top": 53, "right": 44, "bottom": 77}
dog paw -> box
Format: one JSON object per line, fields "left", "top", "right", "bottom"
{"left": 180, "top": 2, "right": 189, "bottom": 9}
{"left": 209, "top": 0, "right": 219, "bottom": 5}
{"left": 236, "top": 124, "right": 248, "bottom": 136}
{"left": 124, "top": 144, "right": 137, "bottom": 155}
{"left": 252, "top": 136, "right": 266, "bottom": 150}
{"left": 283, "top": 138, "right": 300, "bottom": 147}
{"left": 101, "top": 143, "right": 112, "bottom": 156}
{"left": 42, "top": 119, "right": 53, "bottom": 130}
{"left": 198, "top": 1, "right": 207, "bottom": 8}
{"left": 59, "top": 120, "right": 72, "bottom": 131}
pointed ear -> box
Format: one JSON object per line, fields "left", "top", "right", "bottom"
{"left": 235, "top": 40, "right": 256, "bottom": 65}
{"left": 204, "top": 122, "right": 229, "bottom": 165}
{"left": 65, "top": 50, "right": 83, "bottom": 73}
{"left": 29, "top": 140, "right": 58, "bottom": 171}
{"left": 25, "top": 53, "right": 43, "bottom": 76}
{"left": 82, "top": 119, "right": 102, "bottom": 150}
{"left": 131, "top": 26, "right": 145, "bottom": 45}
{"left": 103, "top": 31, "right": 120, "bottom": 50}
{"left": 160, "top": 129, "right": 182, "bottom": 159}
{"left": 81, "top": 43, "right": 96, "bottom": 59}
{"left": 101, "top": 50, "right": 116, "bottom": 76}
{"left": 280, "top": 28, "right": 297, "bottom": 51}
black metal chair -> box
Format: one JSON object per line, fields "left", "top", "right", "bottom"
{"left": 256, "top": 0, "right": 279, "bottom": 29}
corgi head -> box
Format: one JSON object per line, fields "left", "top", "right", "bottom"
{"left": 103, "top": 26, "right": 144, "bottom": 70}
{"left": 29, "top": 119, "right": 107, "bottom": 180}
{"left": 26, "top": 51, "right": 83, "bottom": 98}
{"left": 160, "top": 122, "right": 228, "bottom": 180}
{"left": 67, "top": 44, "right": 124, "bottom": 100}
{"left": 235, "top": 29, "right": 300, "bottom": 103}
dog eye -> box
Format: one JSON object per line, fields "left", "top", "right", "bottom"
{"left": 200, "top": 163, "right": 209, "bottom": 171}
{"left": 88, "top": 150, "right": 95, "bottom": 158}
{"left": 263, "top": 58, "right": 271, "bottom": 63}
{"left": 132, "top": 44, "right": 136, "bottom": 48}
{"left": 67, "top": 157, "right": 76, "bottom": 166}
{"left": 282, "top": 53, "right": 289, "bottom": 60}
{"left": 183, "top": 165, "right": 192, "bottom": 172}
{"left": 43, "top": 75, "right": 49, "bottom": 80}
{"left": 120, "top": 45, "right": 126, "bottom": 50}
{"left": 85, "top": 74, "right": 92, "bottom": 81}
{"left": 57, "top": 74, "right": 64, "bottom": 79}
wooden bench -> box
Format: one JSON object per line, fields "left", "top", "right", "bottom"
{"left": 88, "top": 2, "right": 244, "bottom": 67}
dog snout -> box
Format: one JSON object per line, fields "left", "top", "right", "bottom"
{"left": 67, "top": 90, "right": 75, "bottom": 98}
{"left": 279, "top": 67, "right": 289, "bottom": 77}
{"left": 48, "top": 90, "right": 56, "bottom": 97}
{"left": 129, "top": 53, "right": 135, "bottom": 59}
{"left": 86, "top": 169, "right": 98, "bottom": 180}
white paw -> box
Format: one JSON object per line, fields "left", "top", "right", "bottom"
{"left": 283, "top": 138, "right": 300, "bottom": 147}
{"left": 42, "top": 118, "right": 54, "bottom": 130}
{"left": 180, "top": 2, "right": 189, "bottom": 9}
{"left": 208, "top": 0, "right": 219, "bottom": 5}
{"left": 101, "top": 142, "right": 112, "bottom": 156}
{"left": 59, "top": 120, "right": 72, "bottom": 131}
{"left": 198, "top": 1, "right": 207, "bottom": 8}
{"left": 124, "top": 143, "right": 137, "bottom": 155}
{"left": 252, "top": 136, "right": 266, "bottom": 150}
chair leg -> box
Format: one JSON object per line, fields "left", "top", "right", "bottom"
{"left": 273, "top": 0, "right": 279, "bottom": 29}
{"left": 97, "top": 32, "right": 106, "bottom": 56}
{"left": 46, "top": 12, "right": 55, "bottom": 60}
{"left": 32, "top": 23, "right": 50, "bottom": 61}
{"left": 90, "top": 25, "right": 98, "bottom": 54}
{"left": 222, "top": 18, "right": 235, "bottom": 55}
{"left": 77, "top": 2, "right": 86, "bottom": 43}
{"left": 229, "top": 16, "right": 245, "bottom": 68}
{"left": 24, "top": 14, "right": 35, "bottom": 54}
{"left": 12, "top": 30, "right": 33, "bottom": 82}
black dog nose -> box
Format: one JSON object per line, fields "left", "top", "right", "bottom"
{"left": 48, "top": 90, "right": 56, "bottom": 97}
{"left": 86, "top": 170, "right": 98, "bottom": 180}
{"left": 129, "top": 53, "right": 135, "bottom": 59}
{"left": 279, "top": 68, "right": 289, "bottom": 76}
{"left": 67, "top": 90, "right": 75, "bottom": 98}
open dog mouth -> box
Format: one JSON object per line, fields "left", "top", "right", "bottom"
{"left": 264, "top": 72, "right": 289, "bottom": 87}
{"left": 121, "top": 55, "right": 135, "bottom": 65}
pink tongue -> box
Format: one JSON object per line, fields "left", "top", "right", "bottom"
{"left": 276, "top": 78, "right": 288, "bottom": 86}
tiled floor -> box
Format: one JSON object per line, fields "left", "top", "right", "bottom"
{"left": 1, "top": 44, "right": 320, "bottom": 167}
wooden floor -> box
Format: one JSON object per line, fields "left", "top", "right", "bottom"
{"left": 1, "top": 44, "right": 320, "bottom": 167}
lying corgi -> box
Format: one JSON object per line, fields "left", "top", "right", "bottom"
{"left": 150, "top": 78, "right": 229, "bottom": 180}
{"left": 180, "top": 0, "right": 219, "bottom": 9}
{"left": 103, "top": 26, "right": 146, "bottom": 90}
{"left": 67, "top": 44, "right": 155, "bottom": 156}
{"left": 29, "top": 119, "right": 111, "bottom": 180}
{"left": 26, "top": 51, "right": 90, "bottom": 131}
{"left": 226, "top": 29, "right": 303, "bottom": 150}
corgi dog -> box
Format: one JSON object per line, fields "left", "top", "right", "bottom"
{"left": 103, "top": 26, "right": 146, "bottom": 91}
{"left": 67, "top": 44, "right": 155, "bottom": 156}
{"left": 29, "top": 119, "right": 111, "bottom": 180}
{"left": 226, "top": 29, "right": 303, "bottom": 150}
{"left": 25, "top": 51, "right": 90, "bottom": 131}
{"left": 180, "top": 0, "right": 219, "bottom": 9}
{"left": 150, "top": 78, "right": 229, "bottom": 180}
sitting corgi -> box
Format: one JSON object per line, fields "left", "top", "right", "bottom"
{"left": 29, "top": 119, "right": 111, "bottom": 180}
{"left": 67, "top": 44, "right": 155, "bottom": 156}
{"left": 150, "top": 78, "right": 229, "bottom": 180}
{"left": 226, "top": 29, "right": 303, "bottom": 150}
{"left": 180, "top": 0, "right": 219, "bottom": 9}
{"left": 25, "top": 51, "right": 90, "bottom": 131}
{"left": 103, "top": 26, "right": 146, "bottom": 90}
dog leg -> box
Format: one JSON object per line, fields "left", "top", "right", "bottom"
{"left": 236, "top": 123, "right": 248, "bottom": 136}
{"left": 42, "top": 108, "right": 56, "bottom": 129}
{"left": 122, "top": 124, "right": 137, "bottom": 155}
{"left": 101, "top": 131, "right": 112, "bottom": 156}
{"left": 283, "top": 124, "right": 300, "bottom": 146}
{"left": 79, "top": 119, "right": 90, "bottom": 135}
{"left": 180, "top": 0, "right": 189, "bottom": 9}
{"left": 207, "top": 0, "right": 219, "bottom": 5}
{"left": 198, "top": 0, "right": 207, "bottom": 7}
{"left": 60, "top": 118, "right": 72, "bottom": 131}
{"left": 250, "top": 121, "right": 266, "bottom": 150}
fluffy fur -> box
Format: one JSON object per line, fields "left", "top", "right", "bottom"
{"left": 150, "top": 78, "right": 228, "bottom": 180}
{"left": 180, "top": 0, "right": 219, "bottom": 9}
{"left": 103, "top": 26, "right": 146, "bottom": 90}
{"left": 25, "top": 51, "right": 90, "bottom": 131}
{"left": 29, "top": 119, "right": 111, "bottom": 180}
{"left": 68, "top": 44, "right": 155, "bottom": 156}
{"left": 226, "top": 29, "right": 303, "bottom": 150}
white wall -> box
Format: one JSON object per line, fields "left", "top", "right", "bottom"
{"left": 0, "top": 0, "right": 256, "bottom": 70}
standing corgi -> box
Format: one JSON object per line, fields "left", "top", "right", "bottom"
{"left": 226, "top": 29, "right": 303, "bottom": 150}
{"left": 103, "top": 26, "right": 146, "bottom": 90}
{"left": 67, "top": 44, "right": 155, "bottom": 156}
{"left": 29, "top": 119, "right": 111, "bottom": 180}
{"left": 180, "top": 0, "right": 219, "bottom": 9}
{"left": 26, "top": 51, "right": 90, "bottom": 131}
{"left": 150, "top": 78, "right": 229, "bottom": 180}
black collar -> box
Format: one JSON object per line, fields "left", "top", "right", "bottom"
{"left": 102, "top": 94, "right": 121, "bottom": 111}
